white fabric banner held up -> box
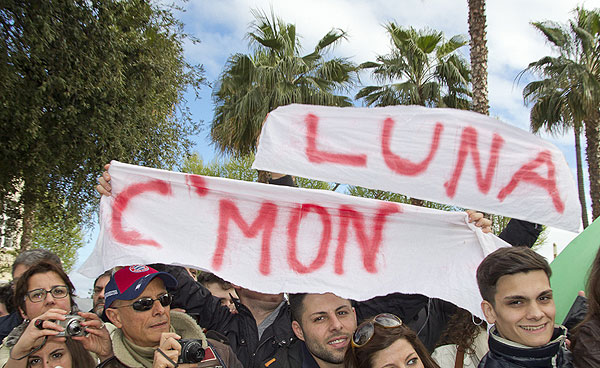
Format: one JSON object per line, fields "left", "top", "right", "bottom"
{"left": 81, "top": 161, "right": 509, "bottom": 320}
{"left": 252, "top": 104, "right": 581, "bottom": 231}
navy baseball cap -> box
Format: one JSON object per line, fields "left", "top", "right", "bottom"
{"left": 104, "top": 265, "right": 177, "bottom": 309}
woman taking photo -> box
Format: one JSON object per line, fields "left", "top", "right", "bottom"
{"left": 344, "top": 313, "right": 440, "bottom": 368}
{"left": 0, "top": 261, "right": 113, "bottom": 368}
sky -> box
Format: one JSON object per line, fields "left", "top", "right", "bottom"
{"left": 69, "top": 0, "right": 600, "bottom": 295}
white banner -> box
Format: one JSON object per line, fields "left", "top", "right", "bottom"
{"left": 252, "top": 104, "right": 581, "bottom": 231}
{"left": 82, "top": 161, "right": 509, "bottom": 320}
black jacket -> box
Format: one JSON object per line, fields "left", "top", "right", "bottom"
{"left": 0, "top": 312, "right": 22, "bottom": 344}
{"left": 262, "top": 340, "right": 319, "bottom": 368}
{"left": 499, "top": 219, "right": 542, "bottom": 248}
{"left": 478, "top": 326, "right": 572, "bottom": 368}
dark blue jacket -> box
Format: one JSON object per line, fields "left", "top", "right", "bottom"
{"left": 479, "top": 326, "right": 572, "bottom": 368}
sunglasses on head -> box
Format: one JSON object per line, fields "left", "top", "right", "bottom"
{"left": 113, "top": 293, "right": 173, "bottom": 312}
{"left": 352, "top": 313, "right": 403, "bottom": 348}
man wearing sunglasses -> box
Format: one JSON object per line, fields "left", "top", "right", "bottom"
{"left": 103, "top": 265, "right": 242, "bottom": 368}
{"left": 476, "top": 247, "right": 572, "bottom": 367}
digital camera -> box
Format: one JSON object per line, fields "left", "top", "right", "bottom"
{"left": 56, "top": 315, "right": 87, "bottom": 337}
{"left": 178, "top": 339, "right": 205, "bottom": 364}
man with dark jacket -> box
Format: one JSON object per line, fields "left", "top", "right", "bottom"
{"left": 476, "top": 247, "right": 572, "bottom": 367}
{"left": 102, "top": 265, "right": 242, "bottom": 368}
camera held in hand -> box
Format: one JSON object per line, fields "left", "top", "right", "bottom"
{"left": 56, "top": 315, "right": 87, "bottom": 337}
{"left": 178, "top": 339, "right": 205, "bottom": 364}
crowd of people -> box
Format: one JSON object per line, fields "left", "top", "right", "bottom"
{"left": 0, "top": 172, "right": 596, "bottom": 368}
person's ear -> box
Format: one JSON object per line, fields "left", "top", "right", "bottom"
{"left": 481, "top": 300, "right": 497, "bottom": 324}
{"left": 105, "top": 308, "right": 123, "bottom": 329}
{"left": 19, "top": 307, "right": 26, "bottom": 320}
{"left": 292, "top": 320, "right": 305, "bottom": 341}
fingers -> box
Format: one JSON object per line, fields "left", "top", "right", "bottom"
{"left": 466, "top": 210, "right": 492, "bottom": 233}
{"left": 96, "top": 174, "right": 112, "bottom": 196}
{"left": 466, "top": 209, "right": 481, "bottom": 222}
{"left": 30, "top": 318, "right": 63, "bottom": 334}
{"left": 96, "top": 163, "right": 112, "bottom": 196}
{"left": 153, "top": 333, "right": 182, "bottom": 368}
{"left": 159, "top": 332, "right": 181, "bottom": 350}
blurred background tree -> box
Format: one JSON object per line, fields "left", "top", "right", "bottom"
{"left": 0, "top": 0, "right": 206, "bottom": 263}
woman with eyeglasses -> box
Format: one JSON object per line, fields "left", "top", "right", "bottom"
{"left": 0, "top": 261, "right": 113, "bottom": 368}
{"left": 344, "top": 313, "right": 440, "bottom": 368}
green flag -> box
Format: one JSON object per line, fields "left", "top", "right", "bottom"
{"left": 550, "top": 217, "right": 600, "bottom": 324}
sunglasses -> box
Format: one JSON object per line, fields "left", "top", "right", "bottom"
{"left": 352, "top": 313, "right": 403, "bottom": 348}
{"left": 113, "top": 293, "right": 173, "bottom": 312}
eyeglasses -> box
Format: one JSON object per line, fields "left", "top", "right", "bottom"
{"left": 113, "top": 293, "right": 173, "bottom": 312}
{"left": 26, "top": 285, "right": 70, "bottom": 303}
{"left": 352, "top": 313, "right": 403, "bottom": 348}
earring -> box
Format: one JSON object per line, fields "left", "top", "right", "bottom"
{"left": 472, "top": 314, "right": 484, "bottom": 326}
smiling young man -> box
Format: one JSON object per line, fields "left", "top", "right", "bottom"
{"left": 103, "top": 265, "right": 242, "bottom": 368}
{"left": 476, "top": 247, "right": 572, "bottom": 367}
{"left": 262, "top": 293, "right": 357, "bottom": 368}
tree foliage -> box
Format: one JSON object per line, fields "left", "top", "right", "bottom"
{"left": 0, "top": 0, "right": 206, "bottom": 248}
{"left": 211, "top": 9, "right": 357, "bottom": 156}
{"left": 29, "top": 206, "right": 85, "bottom": 273}
{"left": 181, "top": 154, "right": 259, "bottom": 182}
{"left": 520, "top": 7, "right": 600, "bottom": 221}
{"left": 180, "top": 153, "right": 335, "bottom": 191}
{"left": 356, "top": 24, "right": 471, "bottom": 109}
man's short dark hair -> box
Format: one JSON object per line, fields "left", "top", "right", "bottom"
{"left": 288, "top": 293, "right": 308, "bottom": 323}
{"left": 0, "top": 284, "right": 15, "bottom": 314}
{"left": 94, "top": 270, "right": 112, "bottom": 288}
{"left": 12, "top": 249, "right": 62, "bottom": 276}
{"left": 197, "top": 271, "right": 233, "bottom": 290}
{"left": 477, "top": 247, "right": 552, "bottom": 305}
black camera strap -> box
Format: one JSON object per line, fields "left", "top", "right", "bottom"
{"left": 156, "top": 347, "right": 179, "bottom": 367}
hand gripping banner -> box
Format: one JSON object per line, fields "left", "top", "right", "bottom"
{"left": 252, "top": 104, "right": 581, "bottom": 231}
{"left": 82, "top": 161, "right": 510, "bottom": 319}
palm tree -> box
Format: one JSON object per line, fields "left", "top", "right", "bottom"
{"left": 521, "top": 7, "right": 600, "bottom": 222}
{"left": 468, "top": 0, "right": 489, "bottom": 115}
{"left": 523, "top": 76, "right": 589, "bottom": 227}
{"left": 211, "top": 10, "right": 357, "bottom": 157}
{"left": 356, "top": 24, "right": 471, "bottom": 109}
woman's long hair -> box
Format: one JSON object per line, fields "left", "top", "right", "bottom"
{"left": 435, "top": 308, "right": 486, "bottom": 354}
{"left": 66, "top": 339, "right": 96, "bottom": 367}
{"left": 571, "top": 246, "right": 600, "bottom": 349}
{"left": 344, "top": 323, "right": 440, "bottom": 368}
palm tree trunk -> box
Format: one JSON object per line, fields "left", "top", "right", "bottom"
{"left": 574, "top": 125, "right": 589, "bottom": 227}
{"left": 468, "top": 0, "right": 489, "bottom": 115}
{"left": 584, "top": 114, "right": 600, "bottom": 221}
